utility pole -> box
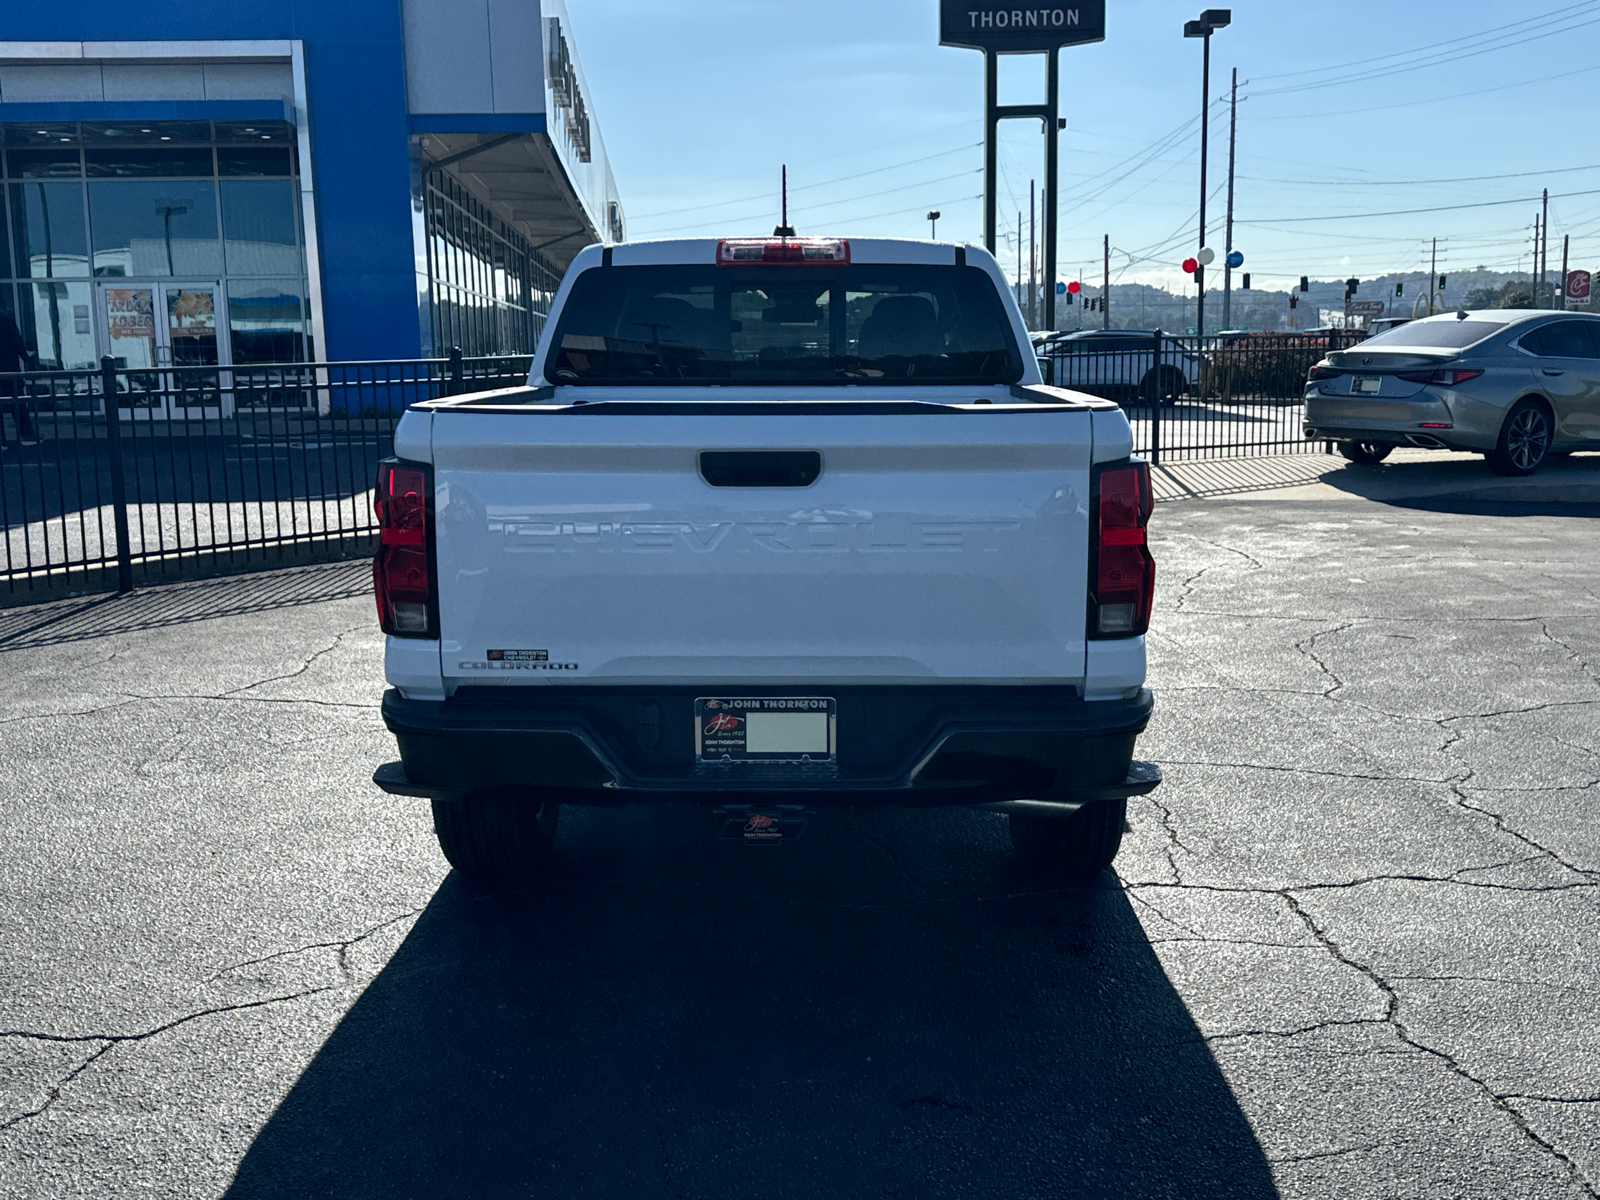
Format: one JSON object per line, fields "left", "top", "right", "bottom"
{"left": 1540, "top": 188, "right": 1549, "bottom": 307}
{"left": 1532, "top": 212, "right": 1540, "bottom": 302}
{"left": 1028, "top": 181, "right": 1037, "bottom": 330}
{"left": 1222, "top": 67, "right": 1237, "bottom": 330}
{"left": 1184, "top": 10, "right": 1229, "bottom": 339}
{"left": 1015, "top": 210, "right": 1023, "bottom": 306}
{"left": 1103, "top": 233, "right": 1110, "bottom": 329}
{"left": 1561, "top": 233, "right": 1570, "bottom": 310}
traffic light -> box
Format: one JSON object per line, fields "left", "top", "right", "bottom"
{"left": 1299, "top": 276, "right": 1309, "bottom": 292}
{"left": 1242, "top": 273, "right": 1250, "bottom": 289}
{"left": 1289, "top": 295, "right": 1298, "bottom": 309}
{"left": 1438, "top": 275, "right": 1447, "bottom": 290}
{"left": 1063, "top": 291, "right": 1074, "bottom": 306}
{"left": 1395, "top": 282, "right": 1404, "bottom": 297}
{"left": 1346, "top": 277, "right": 1360, "bottom": 296}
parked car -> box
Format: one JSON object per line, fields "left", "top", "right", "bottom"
{"left": 1036, "top": 329, "right": 1200, "bottom": 404}
{"left": 372, "top": 236, "right": 1161, "bottom": 883}
{"left": 1365, "top": 317, "right": 1412, "bottom": 338}
{"left": 1303, "top": 308, "right": 1600, "bottom": 474}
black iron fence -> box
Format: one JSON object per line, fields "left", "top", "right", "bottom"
{"left": 1037, "top": 328, "right": 1366, "bottom": 462}
{"left": 1, "top": 351, "right": 530, "bottom": 602}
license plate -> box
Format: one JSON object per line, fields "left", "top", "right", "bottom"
{"left": 1353, "top": 375, "right": 1382, "bottom": 394}
{"left": 696, "top": 697, "right": 836, "bottom": 763}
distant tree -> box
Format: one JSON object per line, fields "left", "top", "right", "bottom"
{"left": 1499, "top": 281, "right": 1534, "bottom": 309}
{"left": 1463, "top": 285, "right": 1499, "bottom": 310}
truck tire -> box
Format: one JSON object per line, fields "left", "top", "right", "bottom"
{"left": 1486, "top": 399, "right": 1552, "bottom": 476}
{"left": 430, "top": 787, "right": 560, "bottom": 880}
{"left": 1337, "top": 440, "right": 1393, "bottom": 464}
{"left": 1009, "top": 798, "right": 1127, "bottom": 882}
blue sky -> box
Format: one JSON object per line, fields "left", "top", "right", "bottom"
{"left": 567, "top": 0, "right": 1600, "bottom": 292}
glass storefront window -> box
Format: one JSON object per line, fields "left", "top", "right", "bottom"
{"left": 3, "top": 120, "right": 305, "bottom": 372}
{"left": 89, "top": 180, "right": 221, "bottom": 277}
{"left": 227, "top": 278, "right": 306, "bottom": 363}
{"left": 9, "top": 182, "right": 91, "bottom": 278}
{"left": 85, "top": 147, "right": 214, "bottom": 178}
{"left": 6, "top": 150, "right": 82, "bottom": 179}
{"left": 19, "top": 279, "right": 96, "bottom": 369}
{"left": 220, "top": 180, "right": 303, "bottom": 275}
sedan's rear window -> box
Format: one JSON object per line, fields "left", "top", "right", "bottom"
{"left": 544, "top": 263, "right": 1022, "bottom": 385}
{"left": 1360, "top": 320, "right": 1504, "bottom": 350}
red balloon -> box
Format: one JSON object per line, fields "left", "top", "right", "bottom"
{"left": 1182, "top": 257, "right": 1198, "bottom": 273}
{"left": 1066, "top": 280, "right": 1081, "bottom": 294}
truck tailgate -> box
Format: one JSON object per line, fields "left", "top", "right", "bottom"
{"left": 429, "top": 407, "right": 1094, "bottom": 687}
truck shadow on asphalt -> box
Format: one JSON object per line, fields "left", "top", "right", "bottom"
{"left": 222, "top": 805, "right": 1280, "bottom": 1199}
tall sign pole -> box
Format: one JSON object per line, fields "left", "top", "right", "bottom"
{"left": 1222, "top": 67, "right": 1237, "bottom": 330}
{"left": 942, "top": 1, "right": 1107, "bottom": 333}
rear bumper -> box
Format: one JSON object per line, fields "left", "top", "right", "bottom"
{"left": 377, "top": 684, "right": 1155, "bottom": 806}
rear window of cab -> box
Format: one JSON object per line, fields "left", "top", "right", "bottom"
{"left": 544, "top": 263, "right": 1023, "bottom": 386}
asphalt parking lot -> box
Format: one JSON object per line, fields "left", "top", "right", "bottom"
{"left": 1, "top": 465, "right": 1597, "bottom": 1199}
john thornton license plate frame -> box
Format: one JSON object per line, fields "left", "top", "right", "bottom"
{"left": 695, "top": 698, "right": 837, "bottom": 764}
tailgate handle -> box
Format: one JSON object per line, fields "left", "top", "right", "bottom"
{"left": 699, "top": 450, "right": 821, "bottom": 487}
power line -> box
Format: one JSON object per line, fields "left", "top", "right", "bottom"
{"left": 1248, "top": 61, "right": 1600, "bottom": 122}
{"left": 1241, "top": 187, "right": 1600, "bottom": 225}
{"left": 1249, "top": 11, "right": 1600, "bottom": 97}
{"left": 1249, "top": 0, "right": 1599, "bottom": 83}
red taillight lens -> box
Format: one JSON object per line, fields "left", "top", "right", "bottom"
{"left": 1396, "top": 368, "right": 1484, "bottom": 386}
{"left": 374, "top": 459, "right": 435, "bottom": 637}
{"left": 716, "top": 238, "right": 850, "bottom": 265}
{"left": 1308, "top": 365, "right": 1342, "bottom": 381}
{"left": 1092, "top": 461, "right": 1154, "bottom": 638}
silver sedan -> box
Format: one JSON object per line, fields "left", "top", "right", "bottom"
{"left": 1303, "top": 309, "right": 1600, "bottom": 474}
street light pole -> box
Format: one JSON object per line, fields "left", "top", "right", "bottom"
{"left": 1222, "top": 67, "right": 1237, "bottom": 331}
{"left": 1185, "top": 10, "right": 1230, "bottom": 340}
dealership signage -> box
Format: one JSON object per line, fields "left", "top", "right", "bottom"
{"left": 546, "top": 18, "right": 593, "bottom": 163}
{"left": 940, "top": 1, "right": 1107, "bottom": 51}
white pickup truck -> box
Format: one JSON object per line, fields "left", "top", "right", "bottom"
{"left": 372, "top": 236, "right": 1159, "bottom": 881}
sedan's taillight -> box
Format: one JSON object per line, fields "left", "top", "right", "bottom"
{"left": 1090, "top": 460, "right": 1155, "bottom": 638}
{"left": 1307, "top": 365, "right": 1342, "bottom": 381}
{"left": 374, "top": 457, "right": 436, "bottom": 637}
{"left": 1396, "top": 368, "right": 1484, "bottom": 386}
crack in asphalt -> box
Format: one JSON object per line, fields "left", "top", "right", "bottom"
{"left": 0, "top": 988, "right": 332, "bottom": 1134}
{"left": 1269, "top": 1143, "right": 1384, "bottom": 1166}
{"left": 1206, "top": 1018, "right": 1389, "bottom": 1045}
{"left": 1278, "top": 893, "right": 1600, "bottom": 1198}
{"left": 219, "top": 624, "right": 367, "bottom": 697}
{"left": 204, "top": 909, "right": 423, "bottom": 984}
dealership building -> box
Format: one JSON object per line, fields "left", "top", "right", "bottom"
{"left": 0, "top": 0, "right": 624, "bottom": 375}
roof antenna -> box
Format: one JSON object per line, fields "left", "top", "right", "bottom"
{"left": 774, "top": 164, "right": 796, "bottom": 238}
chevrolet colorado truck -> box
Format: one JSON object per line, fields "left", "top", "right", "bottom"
{"left": 372, "top": 236, "right": 1159, "bottom": 881}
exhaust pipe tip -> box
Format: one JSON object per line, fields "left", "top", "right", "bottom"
{"left": 1405, "top": 434, "right": 1446, "bottom": 449}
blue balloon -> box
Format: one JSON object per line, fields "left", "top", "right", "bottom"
{"left": 1225, "top": 250, "right": 1244, "bottom": 269}
{"left": 1056, "top": 281, "right": 1067, "bottom": 294}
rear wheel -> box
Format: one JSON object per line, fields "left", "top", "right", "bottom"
{"left": 1487, "top": 399, "right": 1552, "bottom": 476}
{"left": 431, "top": 787, "right": 560, "bottom": 880}
{"left": 1009, "top": 798, "right": 1127, "bottom": 882}
{"left": 1138, "top": 367, "right": 1186, "bottom": 408}
{"left": 1337, "top": 440, "right": 1394, "bottom": 464}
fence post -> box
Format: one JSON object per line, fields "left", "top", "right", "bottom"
{"left": 1149, "top": 328, "right": 1162, "bottom": 467}
{"left": 100, "top": 355, "right": 133, "bottom": 595}
{"left": 447, "top": 346, "right": 464, "bottom": 396}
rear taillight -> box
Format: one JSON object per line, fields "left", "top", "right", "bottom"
{"left": 716, "top": 238, "right": 849, "bottom": 265}
{"left": 1396, "top": 368, "right": 1484, "bottom": 386}
{"left": 1307, "top": 365, "right": 1342, "bottom": 381}
{"left": 374, "top": 457, "right": 435, "bottom": 637}
{"left": 1090, "top": 460, "right": 1155, "bottom": 639}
